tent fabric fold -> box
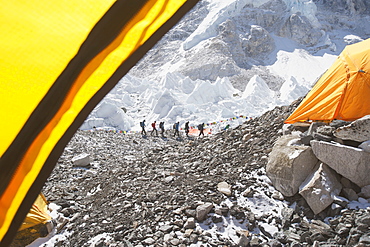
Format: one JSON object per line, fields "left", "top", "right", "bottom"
{"left": 285, "top": 38, "right": 370, "bottom": 124}
{"left": 18, "top": 194, "right": 51, "bottom": 232}
{"left": 0, "top": 0, "right": 199, "bottom": 246}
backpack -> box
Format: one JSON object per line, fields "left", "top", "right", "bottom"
{"left": 140, "top": 122, "right": 143, "bottom": 127}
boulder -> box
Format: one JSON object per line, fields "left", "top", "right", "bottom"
{"left": 311, "top": 140, "right": 370, "bottom": 187}
{"left": 237, "top": 230, "right": 250, "bottom": 247}
{"left": 267, "top": 134, "right": 319, "bottom": 196}
{"left": 71, "top": 153, "right": 90, "bottom": 167}
{"left": 184, "top": 218, "right": 196, "bottom": 229}
{"left": 282, "top": 124, "right": 295, "bottom": 135}
{"left": 342, "top": 188, "right": 358, "bottom": 201}
{"left": 316, "top": 125, "right": 335, "bottom": 137}
{"left": 334, "top": 115, "right": 370, "bottom": 142}
{"left": 217, "top": 181, "right": 232, "bottom": 196}
{"left": 196, "top": 202, "right": 213, "bottom": 222}
{"left": 359, "top": 140, "right": 370, "bottom": 153}
{"left": 307, "top": 122, "right": 327, "bottom": 136}
{"left": 360, "top": 185, "right": 370, "bottom": 199}
{"left": 299, "top": 163, "right": 342, "bottom": 215}
{"left": 313, "top": 133, "right": 333, "bottom": 142}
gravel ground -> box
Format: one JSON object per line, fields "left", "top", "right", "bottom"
{"left": 11, "top": 100, "right": 370, "bottom": 246}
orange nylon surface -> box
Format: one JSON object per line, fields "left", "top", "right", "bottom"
{"left": 285, "top": 38, "right": 370, "bottom": 124}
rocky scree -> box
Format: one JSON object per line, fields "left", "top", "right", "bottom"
{"left": 12, "top": 98, "right": 370, "bottom": 247}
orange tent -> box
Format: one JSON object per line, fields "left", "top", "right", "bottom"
{"left": 188, "top": 128, "right": 212, "bottom": 136}
{"left": 285, "top": 38, "right": 370, "bottom": 124}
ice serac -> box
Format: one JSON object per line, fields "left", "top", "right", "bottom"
{"left": 80, "top": 0, "right": 363, "bottom": 132}
{"left": 186, "top": 77, "right": 236, "bottom": 105}
{"left": 268, "top": 49, "right": 336, "bottom": 103}
{"left": 279, "top": 12, "right": 322, "bottom": 46}
{"left": 318, "top": 0, "right": 370, "bottom": 15}
{"left": 279, "top": 76, "right": 309, "bottom": 103}
{"left": 282, "top": 0, "right": 320, "bottom": 28}
{"left": 152, "top": 89, "right": 179, "bottom": 119}
{"left": 311, "top": 140, "right": 370, "bottom": 187}
{"left": 184, "top": 0, "right": 321, "bottom": 50}
{"left": 266, "top": 134, "right": 319, "bottom": 197}
{"left": 299, "top": 163, "right": 342, "bottom": 215}
{"left": 242, "top": 75, "right": 276, "bottom": 111}
{"left": 243, "top": 25, "right": 275, "bottom": 57}
{"left": 183, "top": 0, "right": 250, "bottom": 51}
{"left": 80, "top": 101, "right": 134, "bottom": 131}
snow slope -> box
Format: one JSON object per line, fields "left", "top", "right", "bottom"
{"left": 80, "top": 0, "right": 369, "bottom": 132}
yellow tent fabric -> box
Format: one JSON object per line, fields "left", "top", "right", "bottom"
{"left": 19, "top": 194, "right": 51, "bottom": 232}
{"left": 285, "top": 38, "right": 370, "bottom": 124}
{"left": 0, "top": 0, "right": 199, "bottom": 246}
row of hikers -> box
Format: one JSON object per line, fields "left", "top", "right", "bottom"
{"left": 139, "top": 120, "right": 206, "bottom": 137}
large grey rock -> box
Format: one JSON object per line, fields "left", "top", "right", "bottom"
{"left": 71, "top": 153, "right": 90, "bottom": 167}
{"left": 360, "top": 185, "right": 370, "bottom": 199}
{"left": 334, "top": 115, "right": 370, "bottom": 142}
{"left": 267, "top": 134, "right": 319, "bottom": 196}
{"left": 237, "top": 230, "right": 250, "bottom": 247}
{"left": 184, "top": 218, "right": 196, "bottom": 229}
{"left": 342, "top": 188, "right": 359, "bottom": 201}
{"left": 307, "top": 122, "right": 327, "bottom": 136}
{"left": 299, "top": 163, "right": 342, "bottom": 215}
{"left": 217, "top": 181, "right": 232, "bottom": 196}
{"left": 359, "top": 140, "right": 370, "bottom": 153}
{"left": 311, "top": 140, "right": 370, "bottom": 187}
{"left": 196, "top": 202, "right": 213, "bottom": 222}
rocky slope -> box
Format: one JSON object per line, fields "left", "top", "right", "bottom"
{"left": 11, "top": 99, "right": 370, "bottom": 247}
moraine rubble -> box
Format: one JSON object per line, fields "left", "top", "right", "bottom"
{"left": 12, "top": 99, "right": 370, "bottom": 247}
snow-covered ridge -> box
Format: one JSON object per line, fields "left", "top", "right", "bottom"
{"left": 81, "top": 0, "right": 369, "bottom": 132}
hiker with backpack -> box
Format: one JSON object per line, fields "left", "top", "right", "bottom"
{"left": 151, "top": 121, "right": 158, "bottom": 136}
{"left": 140, "top": 120, "right": 147, "bottom": 136}
{"left": 185, "top": 121, "right": 189, "bottom": 137}
{"left": 159, "top": 121, "right": 165, "bottom": 137}
{"left": 198, "top": 123, "right": 205, "bottom": 137}
{"left": 173, "top": 121, "right": 180, "bottom": 137}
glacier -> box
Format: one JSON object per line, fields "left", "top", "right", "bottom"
{"left": 81, "top": 0, "right": 369, "bottom": 132}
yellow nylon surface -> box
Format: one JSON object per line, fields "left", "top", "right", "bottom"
{"left": 0, "top": 0, "right": 188, "bottom": 241}
{"left": 18, "top": 194, "right": 51, "bottom": 231}
{"left": 0, "top": 0, "right": 116, "bottom": 156}
{"left": 285, "top": 38, "right": 370, "bottom": 124}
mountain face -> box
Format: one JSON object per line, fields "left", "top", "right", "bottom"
{"left": 315, "top": 0, "right": 370, "bottom": 15}
{"left": 81, "top": 0, "right": 370, "bottom": 131}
